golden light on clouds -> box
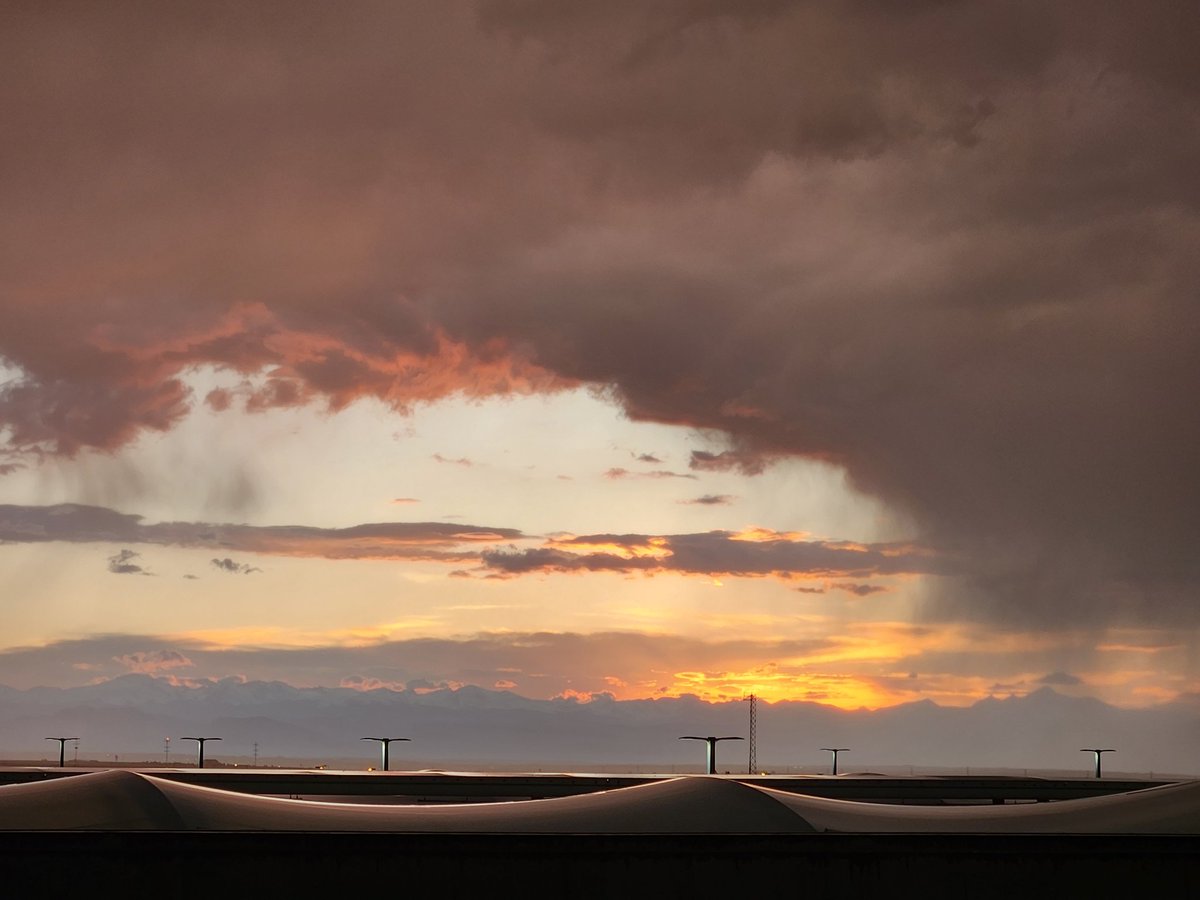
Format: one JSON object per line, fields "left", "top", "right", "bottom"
{"left": 658, "top": 667, "right": 909, "bottom": 709}
{"left": 728, "top": 527, "right": 812, "bottom": 543}
{"left": 173, "top": 616, "right": 443, "bottom": 651}
{"left": 545, "top": 535, "right": 672, "bottom": 560}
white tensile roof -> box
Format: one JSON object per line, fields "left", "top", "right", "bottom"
{"left": 4, "top": 770, "right": 1200, "bottom": 833}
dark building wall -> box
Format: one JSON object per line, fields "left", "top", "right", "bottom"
{"left": 3, "top": 833, "right": 1198, "bottom": 898}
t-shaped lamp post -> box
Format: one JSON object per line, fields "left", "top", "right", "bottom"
{"left": 679, "top": 736, "right": 743, "bottom": 774}
{"left": 45, "top": 737, "right": 79, "bottom": 768}
{"left": 1081, "top": 748, "right": 1115, "bottom": 778}
{"left": 821, "top": 747, "right": 850, "bottom": 776}
{"left": 180, "top": 736, "right": 222, "bottom": 768}
{"left": 361, "top": 737, "right": 411, "bottom": 771}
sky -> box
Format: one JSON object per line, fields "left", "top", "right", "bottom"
{"left": 1, "top": 1, "right": 1198, "bottom": 713}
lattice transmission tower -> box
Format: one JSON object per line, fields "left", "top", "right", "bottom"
{"left": 745, "top": 693, "right": 758, "bottom": 774}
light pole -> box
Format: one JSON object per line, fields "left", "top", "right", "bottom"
{"left": 181, "top": 736, "right": 222, "bottom": 768}
{"left": 361, "top": 737, "right": 411, "bottom": 771}
{"left": 679, "top": 736, "right": 743, "bottom": 775}
{"left": 821, "top": 747, "right": 850, "bottom": 776}
{"left": 1081, "top": 748, "right": 1115, "bottom": 778}
{"left": 45, "top": 737, "right": 79, "bottom": 768}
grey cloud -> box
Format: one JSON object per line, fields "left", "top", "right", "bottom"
{"left": 481, "top": 530, "right": 945, "bottom": 580}
{"left": 0, "top": 2, "right": 1197, "bottom": 628}
{"left": 831, "top": 582, "right": 889, "bottom": 597}
{"left": 1, "top": 503, "right": 524, "bottom": 562}
{"left": 1038, "top": 671, "right": 1083, "bottom": 687}
{"left": 482, "top": 546, "right": 653, "bottom": 575}
{"left": 679, "top": 494, "right": 735, "bottom": 506}
{"left": 689, "top": 450, "right": 771, "bottom": 475}
{"left": 115, "top": 649, "right": 193, "bottom": 673}
{"left": 604, "top": 467, "right": 696, "bottom": 480}
{"left": 432, "top": 454, "right": 473, "bottom": 467}
{"left": 107, "top": 548, "right": 148, "bottom": 576}
{"left": 210, "top": 557, "right": 261, "bottom": 575}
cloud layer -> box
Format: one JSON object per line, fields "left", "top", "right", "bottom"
{"left": 2, "top": 2, "right": 1198, "bottom": 625}
{"left": 480, "top": 530, "right": 944, "bottom": 582}
{"left": 1, "top": 624, "right": 1193, "bottom": 714}
{"left": 0, "top": 504, "right": 522, "bottom": 562}
{"left": 0, "top": 503, "right": 933, "bottom": 589}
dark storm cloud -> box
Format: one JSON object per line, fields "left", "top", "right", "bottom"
{"left": 0, "top": 503, "right": 524, "bottom": 562}
{"left": 689, "top": 450, "right": 772, "bottom": 476}
{"left": 1, "top": 2, "right": 1198, "bottom": 625}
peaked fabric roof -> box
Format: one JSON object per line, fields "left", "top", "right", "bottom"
{"left": 756, "top": 780, "right": 1200, "bottom": 833}
{"left": 4, "top": 770, "right": 1200, "bottom": 833}
{"left": 0, "top": 771, "right": 811, "bottom": 833}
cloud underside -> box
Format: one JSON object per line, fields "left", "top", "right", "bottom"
{"left": 478, "top": 532, "right": 941, "bottom": 581}
{"left": 0, "top": 504, "right": 523, "bottom": 562}
{"left": 0, "top": 503, "right": 930, "bottom": 585}
{"left": 1, "top": 2, "right": 1199, "bottom": 624}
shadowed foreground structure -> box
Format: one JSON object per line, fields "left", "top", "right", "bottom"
{"left": 2, "top": 771, "right": 1198, "bottom": 896}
